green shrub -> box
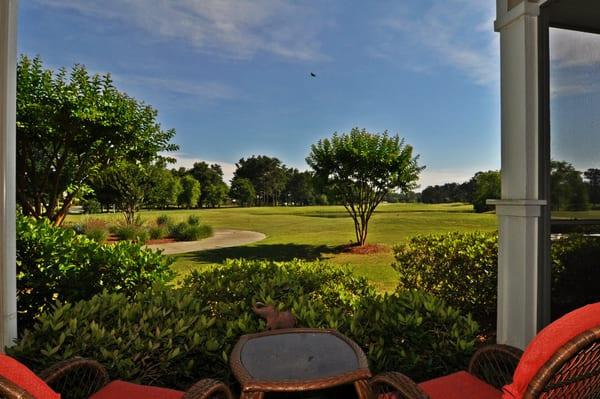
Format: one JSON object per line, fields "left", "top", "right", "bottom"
{"left": 551, "top": 234, "right": 600, "bottom": 318}
{"left": 187, "top": 215, "right": 201, "bottom": 226}
{"left": 393, "top": 231, "right": 600, "bottom": 329}
{"left": 148, "top": 225, "right": 169, "bottom": 240}
{"left": 9, "top": 260, "right": 479, "bottom": 389}
{"left": 84, "top": 228, "right": 108, "bottom": 243}
{"left": 156, "top": 214, "right": 173, "bottom": 227}
{"left": 82, "top": 219, "right": 109, "bottom": 243}
{"left": 113, "top": 224, "right": 149, "bottom": 243}
{"left": 392, "top": 232, "right": 498, "bottom": 329}
{"left": 16, "top": 215, "right": 175, "bottom": 330}
{"left": 170, "top": 222, "right": 212, "bottom": 241}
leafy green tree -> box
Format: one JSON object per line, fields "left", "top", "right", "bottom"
{"left": 230, "top": 177, "right": 256, "bottom": 207}
{"left": 472, "top": 171, "right": 501, "bottom": 213}
{"left": 551, "top": 161, "right": 589, "bottom": 211}
{"left": 178, "top": 175, "right": 201, "bottom": 209}
{"left": 284, "top": 169, "right": 316, "bottom": 205}
{"left": 97, "top": 162, "right": 157, "bottom": 224}
{"left": 584, "top": 168, "right": 600, "bottom": 205}
{"left": 16, "top": 55, "right": 177, "bottom": 225}
{"left": 147, "top": 168, "right": 182, "bottom": 209}
{"left": 307, "top": 128, "right": 423, "bottom": 246}
{"left": 233, "top": 155, "right": 288, "bottom": 206}
{"left": 205, "top": 182, "right": 229, "bottom": 208}
{"left": 189, "top": 162, "right": 227, "bottom": 207}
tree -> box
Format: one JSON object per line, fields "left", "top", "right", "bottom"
{"left": 178, "top": 175, "right": 201, "bottom": 208}
{"left": 189, "top": 162, "right": 227, "bottom": 207}
{"left": 584, "top": 168, "right": 600, "bottom": 205}
{"left": 283, "top": 169, "right": 316, "bottom": 206}
{"left": 16, "top": 56, "right": 177, "bottom": 225}
{"left": 471, "top": 171, "right": 501, "bottom": 213}
{"left": 98, "top": 162, "right": 155, "bottom": 224}
{"left": 205, "top": 182, "right": 229, "bottom": 208}
{"left": 147, "top": 168, "right": 182, "bottom": 209}
{"left": 551, "top": 161, "right": 589, "bottom": 211}
{"left": 233, "top": 155, "right": 288, "bottom": 206}
{"left": 230, "top": 178, "right": 256, "bottom": 207}
{"left": 307, "top": 128, "right": 423, "bottom": 246}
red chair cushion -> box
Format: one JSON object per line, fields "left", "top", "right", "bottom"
{"left": 418, "top": 371, "right": 503, "bottom": 399}
{"left": 90, "top": 380, "right": 184, "bottom": 399}
{"left": 502, "top": 302, "right": 600, "bottom": 398}
{"left": 0, "top": 354, "right": 60, "bottom": 399}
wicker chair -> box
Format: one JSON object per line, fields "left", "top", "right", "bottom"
{"left": 0, "top": 355, "right": 234, "bottom": 399}
{"left": 371, "top": 302, "right": 600, "bottom": 399}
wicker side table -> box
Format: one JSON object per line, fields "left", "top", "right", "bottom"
{"left": 230, "top": 328, "right": 373, "bottom": 399}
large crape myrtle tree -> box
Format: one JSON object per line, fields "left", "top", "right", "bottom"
{"left": 307, "top": 127, "right": 423, "bottom": 246}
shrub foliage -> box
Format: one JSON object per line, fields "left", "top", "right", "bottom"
{"left": 10, "top": 259, "right": 478, "bottom": 389}
{"left": 16, "top": 215, "right": 175, "bottom": 330}
{"left": 393, "top": 232, "right": 498, "bottom": 329}
{"left": 393, "top": 231, "right": 600, "bottom": 328}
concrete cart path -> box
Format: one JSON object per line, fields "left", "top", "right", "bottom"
{"left": 145, "top": 229, "right": 266, "bottom": 255}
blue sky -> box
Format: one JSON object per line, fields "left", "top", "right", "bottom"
{"left": 18, "top": 0, "right": 504, "bottom": 188}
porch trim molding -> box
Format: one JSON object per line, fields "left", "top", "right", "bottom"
{"left": 0, "top": 0, "right": 18, "bottom": 349}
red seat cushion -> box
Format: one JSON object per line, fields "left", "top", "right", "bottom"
{"left": 90, "top": 380, "right": 183, "bottom": 399}
{"left": 418, "top": 371, "right": 503, "bottom": 399}
{"left": 0, "top": 354, "right": 60, "bottom": 399}
{"left": 502, "top": 302, "right": 600, "bottom": 398}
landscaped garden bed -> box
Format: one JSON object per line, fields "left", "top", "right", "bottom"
{"left": 69, "top": 214, "right": 213, "bottom": 245}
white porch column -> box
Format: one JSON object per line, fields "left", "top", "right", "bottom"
{"left": 0, "top": 0, "right": 18, "bottom": 349}
{"left": 491, "top": 0, "right": 549, "bottom": 350}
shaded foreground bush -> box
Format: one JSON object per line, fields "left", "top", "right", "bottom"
{"left": 393, "top": 232, "right": 498, "bottom": 330}
{"left": 10, "top": 259, "right": 478, "bottom": 390}
{"left": 393, "top": 231, "right": 600, "bottom": 329}
{"left": 16, "top": 215, "right": 175, "bottom": 330}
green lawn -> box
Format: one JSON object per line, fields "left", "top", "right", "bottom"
{"left": 67, "top": 203, "right": 497, "bottom": 291}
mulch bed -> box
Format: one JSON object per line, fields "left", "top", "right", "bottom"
{"left": 339, "top": 243, "right": 391, "bottom": 255}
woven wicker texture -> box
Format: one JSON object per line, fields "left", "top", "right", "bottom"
{"left": 369, "top": 371, "right": 429, "bottom": 399}
{"left": 39, "top": 358, "right": 109, "bottom": 399}
{"left": 528, "top": 328, "right": 600, "bottom": 399}
{"left": 468, "top": 344, "right": 523, "bottom": 389}
{"left": 182, "top": 378, "right": 235, "bottom": 399}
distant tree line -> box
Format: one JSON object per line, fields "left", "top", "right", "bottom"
{"left": 421, "top": 171, "right": 500, "bottom": 213}
{"left": 420, "top": 160, "right": 599, "bottom": 213}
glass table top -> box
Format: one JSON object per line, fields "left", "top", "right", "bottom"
{"left": 239, "top": 331, "right": 360, "bottom": 381}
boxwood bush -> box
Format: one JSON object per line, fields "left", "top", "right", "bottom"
{"left": 170, "top": 222, "right": 212, "bottom": 242}
{"left": 393, "top": 232, "right": 498, "bottom": 330}
{"left": 10, "top": 259, "right": 478, "bottom": 389}
{"left": 16, "top": 215, "right": 175, "bottom": 330}
{"left": 393, "top": 231, "right": 600, "bottom": 330}
{"left": 551, "top": 234, "right": 600, "bottom": 318}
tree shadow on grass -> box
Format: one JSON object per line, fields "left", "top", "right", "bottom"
{"left": 182, "top": 243, "right": 341, "bottom": 263}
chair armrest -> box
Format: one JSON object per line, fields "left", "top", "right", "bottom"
{"left": 370, "top": 372, "right": 430, "bottom": 399}
{"left": 468, "top": 344, "right": 523, "bottom": 389}
{"left": 182, "top": 378, "right": 234, "bottom": 399}
{"left": 39, "top": 357, "right": 110, "bottom": 398}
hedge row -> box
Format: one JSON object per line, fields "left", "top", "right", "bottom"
{"left": 10, "top": 259, "right": 479, "bottom": 390}
{"left": 393, "top": 231, "right": 600, "bottom": 329}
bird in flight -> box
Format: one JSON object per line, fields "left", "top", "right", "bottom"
{"left": 310, "top": 72, "right": 316, "bottom": 77}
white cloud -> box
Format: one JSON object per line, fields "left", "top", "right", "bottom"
{"left": 550, "top": 28, "right": 600, "bottom": 68}
{"left": 549, "top": 29, "right": 600, "bottom": 97}
{"left": 168, "top": 153, "right": 236, "bottom": 184}
{"left": 35, "top": 0, "right": 327, "bottom": 61}
{"left": 117, "top": 75, "right": 239, "bottom": 102}
{"left": 378, "top": 0, "right": 499, "bottom": 86}
{"left": 416, "top": 168, "right": 478, "bottom": 191}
